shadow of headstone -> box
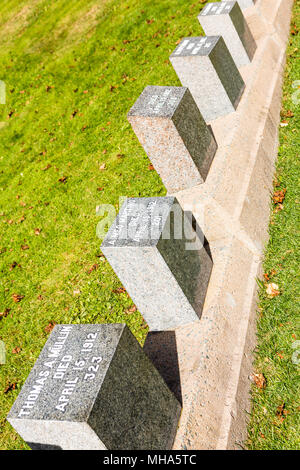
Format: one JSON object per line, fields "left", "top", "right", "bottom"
{"left": 143, "top": 331, "right": 182, "bottom": 405}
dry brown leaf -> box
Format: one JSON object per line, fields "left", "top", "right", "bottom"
{"left": 125, "top": 305, "right": 137, "bottom": 314}
{"left": 273, "top": 188, "right": 286, "bottom": 204}
{"left": 12, "top": 347, "right": 21, "bottom": 354}
{"left": 87, "top": 263, "right": 99, "bottom": 274}
{"left": 4, "top": 382, "right": 17, "bottom": 394}
{"left": 58, "top": 176, "right": 68, "bottom": 183}
{"left": 9, "top": 261, "right": 20, "bottom": 271}
{"left": 253, "top": 373, "right": 266, "bottom": 389}
{"left": 0, "top": 308, "right": 11, "bottom": 319}
{"left": 112, "top": 287, "right": 127, "bottom": 294}
{"left": 276, "top": 403, "right": 285, "bottom": 417}
{"left": 12, "top": 293, "right": 24, "bottom": 303}
{"left": 42, "top": 163, "right": 51, "bottom": 171}
{"left": 44, "top": 322, "right": 56, "bottom": 334}
{"left": 266, "top": 283, "right": 280, "bottom": 298}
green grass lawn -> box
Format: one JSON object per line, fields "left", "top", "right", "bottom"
{"left": 0, "top": 0, "right": 211, "bottom": 450}
{"left": 246, "top": 1, "right": 300, "bottom": 450}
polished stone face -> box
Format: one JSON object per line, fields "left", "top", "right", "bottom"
{"left": 102, "top": 197, "right": 213, "bottom": 331}
{"left": 128, "top": 85, "right": 186, "bottom": 118}
{"left": 7, "top": 324, "right": 181, "bottom": 450}
{"left": 128, "top": 86, "right": 217, "bottom": 193}
{"left": 202, "top": 1, "right": 235, "bottom": 15}
{"left": 199, "top": 1, "right": 257, "bottom": 68}
{"left": 170, "top": 36, "right": 219, "bottom": 57}
{"left": 170, "top": 36, "right": 245, "bottom": 122}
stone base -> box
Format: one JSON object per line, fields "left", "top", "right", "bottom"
{"left": 164, "top": 0, "right": 293, "bottom": 450}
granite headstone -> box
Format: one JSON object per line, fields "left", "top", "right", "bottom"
{"left": 101, "top": 197, "right": 213, "bottom": 331}
{"left": 169, "top": 36, "right": 245, "bottom": 122}
{"left": 127, "top": 86, "right": 217, "bottom": 193}
{"left": 7, "top": 324, "right": 181, "bottom": 450}
{"left": 198, "top": 2, "right": 256, "bottom": 68}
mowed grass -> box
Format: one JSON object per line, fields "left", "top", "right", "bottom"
{"left": 246, "top": 1, "right": 300, "bottom": 451}
{"left": 0, "top": 0, "right": 213, "bottom": 450}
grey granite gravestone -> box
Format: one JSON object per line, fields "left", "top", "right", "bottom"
{"left": 7, "top": 324, "right": 181, "bottom": 450}
{"left": 223, "top": 0, "right": 257, "bottom": 9}
{"left": 101, "top": 197, "right": 213, "bottom": 331}
{"left": 199, "top": 2, "right": 256, "bottom": 68}
{"left": 127, "top": 86, "right": 218, "bottom": 193}
{"left": 169, "top": 36, "right": 245, "bottom": 122}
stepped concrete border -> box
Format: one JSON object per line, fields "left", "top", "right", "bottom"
{"left": 167, "top": 0, "right": 293, "bottom": 450}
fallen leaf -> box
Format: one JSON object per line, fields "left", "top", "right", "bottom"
{"left": 87, "top": 263, "right": 99, "bottom": 274}
{"left": 45, "top": 322, "right": 56, "bottom": 334}
{"left": 266, "top": 283, "right": 280, "bottom": 298}
{"left": 276, "top": 403, "right": 285, "bottom": 417}
{"left": 12, "top": 347, "right": 21, "bottom": 354}
{"left": 125, "top": 305, "right": 137, "bottom": 314}
{"left": 274, "top": 203, "right": 284, "bottom": 213}
{"left": 58, "top": 176, "right": 68, "bottom": 183}
{"left": 112, "top": 287, "right": 127, "bottom": 294}
{"left": 4, "top": 382, "right": 17, "bottom": 393}
{"left": 263, "top": 269, "right": 277, "bottom": 281}
{"left": 148, "top": 163, "right": 154, "bottom": 170}
{"left": 21, "top": 244, "right": 29, "bottom": 250}
{"left": 42, "top": 164, "right": 51, "bottom": 171}
{"left": 273, "top": 188, "right": 286, "bottom": 204}
{"left": 0, "top": 308, "right": 11, "bottom": 319}
{"left": 12, "top": 293, "right": 24, "bottom": 303}
{"left": 253, "top": 373, "right": 266, "bottom": 389}
{"left": 9, "top": 261, "right": 19, "bottom": 271}
{"left": 285, "top": 110, "right": 294, "bottom": 118}
{"left": 97, "top": 187, "right": 104, "bottom": 192}
{"left": 99, "top": 163, "right": 106, "bottom": 171}
{"left": 291, "top": 24, "right": 298, "bottom": 35}
{"left": 34, "top": 228, "right": 41, "bottom": 235}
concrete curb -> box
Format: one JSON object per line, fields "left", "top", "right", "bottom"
{"left": 169, "top": 0, "right": 294, "bottom": 450}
